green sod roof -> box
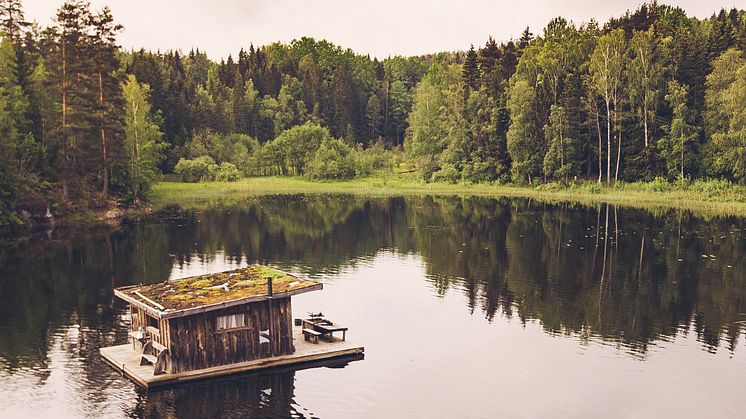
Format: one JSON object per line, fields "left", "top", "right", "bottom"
{"left": 115, "top": 265, "right": 321, "bottom": 316}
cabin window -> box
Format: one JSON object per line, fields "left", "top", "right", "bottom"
{"left": 147, "top": 314, "right": 159, "bottom": 329}
{"left": 216, "top": 313, "right": 247, "bottom": 331}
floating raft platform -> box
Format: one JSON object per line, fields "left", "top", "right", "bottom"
{"left": 101, "top": 326, "right": 364, "bottom": 388}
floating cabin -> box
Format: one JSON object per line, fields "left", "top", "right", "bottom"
{"left": 100, "top": 265, "right": 363, "bottom": 388}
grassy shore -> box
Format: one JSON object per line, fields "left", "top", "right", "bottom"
{"left": 150, "top": 174, "right": 746, "bottom": 216}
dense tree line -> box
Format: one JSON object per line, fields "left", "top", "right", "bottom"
{"left": 0, "top": 0, "right": 433, "bottom": 226}
{"left": 124, "top": 39, "right": 428, "bottom": 171}
{"left": 0, "top": 0, "right": 166, "bottom": 226}
{"left": 409, "top": 2, "right": 746, "bottom": 184}
{"left": 1, "top": 0, "right": 745, "bottom": 227}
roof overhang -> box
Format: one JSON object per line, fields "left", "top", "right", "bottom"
{"left": 114, "top": 282, "right": 323, "bottom": 320}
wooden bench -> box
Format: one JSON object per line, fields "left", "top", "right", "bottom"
{"left": 140, "top": 340, "right": 170, "bottom": 375}
{"left": 151, "top": 341, "right": 166, "bottom": 353}
{"left": 141, "top": 353, "right": 157, "bottom": 365}
{"left": 302, "top": 328, "right": 321, "bottom": 344}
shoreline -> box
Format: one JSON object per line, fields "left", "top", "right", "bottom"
{"left": 150, "top": 176, "right": 746, "bottom": 217}
{"left": 0, "top": 205, "right": 151, "bottom": 238}
{"left": 4, "top": 175, "right": 743, "bottom": 237}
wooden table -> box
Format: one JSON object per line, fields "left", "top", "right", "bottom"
{"left": 302, "top": 318, "right": 326, "bottom": 329}
{"left": 314, "top": 323, "right": 348, "bottom": 342}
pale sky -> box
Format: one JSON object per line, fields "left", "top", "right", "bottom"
{"left": 26, "top": 0, "right": 746, "bottom": 60}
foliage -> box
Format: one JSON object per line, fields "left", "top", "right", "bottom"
{"left": 307, "top": 137, "right": 355, "bottom": 179}
{"left": 3, "top": 0, "right": 746, "bottom": 225}
{"left": 174, "top": 156, "right": 215, "bottom": 182}
{"left": 406, "top": 61, "right": 461, "bottom": 180}
{"left": 658, "top": 80, "right": 699, "bottom": 180}
{"left": 506, "top": 78, "right": 542, "bottom": 183}
{"left": 589, "top": 28, "right": 626, "bottom": 183}
{"left": 212, "top": 162, "right": 241, "bottom": 181}
{"left": 704, "top": 48, "right": 746, "bottom": 182}
{"left": 186, "top": 130, "right": 260, "bottom": 176}
{"left": 543, "top": 105, "right": 574, "bottom": 181}
{"left": 262, "top": 122, "right": 331, "bottom": 175}
{"left": 122, "top": 75, "right": 165, "bottom": 199}
{"left": 354, "top": 141, "right": 390, "bottom": 177}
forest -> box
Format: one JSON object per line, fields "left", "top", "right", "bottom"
{"left": 0, "top": 0, "right": 745, "bottom": 226}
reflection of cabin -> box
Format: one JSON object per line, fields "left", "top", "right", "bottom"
{"left": 101, "top": 265, "right": 363, "bottom": 388}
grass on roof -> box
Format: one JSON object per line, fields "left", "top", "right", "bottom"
{"left": 125, "top": 265, "right": 317, "bottom": 311}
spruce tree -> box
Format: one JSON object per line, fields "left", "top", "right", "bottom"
{"left": 708, "top": 9, "right": 736, "bottom": 60}
{"left": 518, "top": 27, "right": 534, "bottom": 50}
{"left": 478, "top": 37, "right": 501, "bottom": 93}
{"left": 462, "top": 45, "right": 480, "bottom": 96}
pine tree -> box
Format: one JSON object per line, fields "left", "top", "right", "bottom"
{"left": 48, "top": 1, "right": 97, "bottom": 204}
{"left": 89, "top": 6, "right": 123, "bottom": 199}
{"left": 0, "top": 0, "right": 29, "bottom": 44}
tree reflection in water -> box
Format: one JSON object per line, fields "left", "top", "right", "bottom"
{"left": 0, "top": 194, "right": 744, "bottom": 373}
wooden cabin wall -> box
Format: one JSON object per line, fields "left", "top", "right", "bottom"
{"left": 168, "top": 297, "right": 294, "bottom": 373}
{"left": 153, "top": 318, "right": 170, "bottom": 349}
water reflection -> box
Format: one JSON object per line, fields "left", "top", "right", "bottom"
{"left": 147, "top": 195, "right": 745, "bottom": 354}
{"left": 0, "top": 194, "right": 744, "bottom": 417}
{"left": 134, "top": 355, "right": 360, "bottom": 419}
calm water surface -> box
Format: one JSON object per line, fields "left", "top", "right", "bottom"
{"left": 1, "top": 195, "right": 745, "bottom": 418}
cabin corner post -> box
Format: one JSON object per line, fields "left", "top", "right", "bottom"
{"left": 288, "top": 300, "right": 295, "bottom": 353}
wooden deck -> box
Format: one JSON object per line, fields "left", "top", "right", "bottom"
{"left": 100, "top": 327, "right": 364, "bottom": 388}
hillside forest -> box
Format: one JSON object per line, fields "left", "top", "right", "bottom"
{"left": 1, "top": 0, "right": 746, "bottom": 225}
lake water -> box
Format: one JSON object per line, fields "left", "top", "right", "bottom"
{"left": 1, "top": 195, "right": 744, "bottom": 418}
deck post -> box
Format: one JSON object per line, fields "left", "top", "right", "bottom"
{"left": 268, "top": 277, "right": 274, "bottom": 357}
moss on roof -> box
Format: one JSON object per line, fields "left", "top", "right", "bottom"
{"left": 120, "top": 265, "right": 319, "bottom": 311}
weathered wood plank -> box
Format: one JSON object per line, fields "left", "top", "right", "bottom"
{"left": 100, "top": 326, "right": 364, "bottom": 388}
{"left": 164, "top": 298, "right": 294, "bottom": 373}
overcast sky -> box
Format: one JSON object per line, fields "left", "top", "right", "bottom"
{"left": 25, "top": 0, "right": 746, "bottom": 60}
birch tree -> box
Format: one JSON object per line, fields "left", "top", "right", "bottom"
{"left": 122, "top": 75, "right": 164, "bottom": 199}
{"left": 627, "top": 28, "right": 662, "bottom": 150}
{"left": 589, "top": 29, "right": 625, "bottom": 183}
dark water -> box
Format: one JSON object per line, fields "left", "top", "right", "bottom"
{"left": 1, "top": 195, "right": 745, "bottom": 418}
